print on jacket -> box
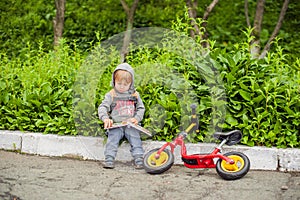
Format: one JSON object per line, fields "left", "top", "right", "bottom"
{"left": 111, "top": 99, "right": 135, "bottom": 119}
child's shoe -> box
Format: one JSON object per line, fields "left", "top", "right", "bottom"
{"left": 134, "top": 157, "right": 144, "bottom": 170}
{"left": 103, "top": 157, "right": 115, "bottom": 169}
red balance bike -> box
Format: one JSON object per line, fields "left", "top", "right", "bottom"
{"left": 143, "top": 104, "right": 250, "bottom": 180}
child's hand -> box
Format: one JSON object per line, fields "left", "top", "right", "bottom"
{"left": 129, "top": 118, "right": 138, "bottom": 125}
{"left": 104, "top": 118, "right": 113, "bottom": 129}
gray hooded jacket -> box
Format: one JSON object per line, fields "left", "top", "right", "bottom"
{"left": 98, "top": 63, "right": 145, "bottom": 123}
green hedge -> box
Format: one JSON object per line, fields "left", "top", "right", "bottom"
{"left": 0, "top": 25, "right": 299, "bottom": 148}
{"left": 0, "top": 41, "right": 82, "bottom": 135}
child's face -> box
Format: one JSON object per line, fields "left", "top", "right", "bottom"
{"left": 114, "top": 80, "right": 131, "bottom": 93}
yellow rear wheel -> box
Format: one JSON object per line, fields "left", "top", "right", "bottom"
{"left": 216, "top": 152, "right": 250, "bottom": 180}
{"left": 221, "top": 155, "right": 245, "bottom": 172}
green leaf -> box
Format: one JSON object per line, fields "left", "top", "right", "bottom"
{"left": 225, "top": 114, "right": 238, "bottom": 126}
{"left": 252, "top": 95, "right": 264, "bottom": 104}
{"left": 61, "top": 106, "right": 70, "bottom": 114}
{"left": 247, "top": 141, "right": 254, "bottom": 147}
{"left": 239, "top": 90, "right": 251, "bottom": 101}
{"left": 43, "top": 105, "right": 50, "bottom": 112}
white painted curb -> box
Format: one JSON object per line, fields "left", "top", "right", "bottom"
{"left": 0, "top": 131, "right": 299, "bottom": 171}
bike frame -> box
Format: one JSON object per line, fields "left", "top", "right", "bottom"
{"left": 154, "top": 123, "right": 235, "bottom": 169}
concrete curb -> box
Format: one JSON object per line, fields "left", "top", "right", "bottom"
{"left": 1, "top": 130, "right": 299, "bottom": 172}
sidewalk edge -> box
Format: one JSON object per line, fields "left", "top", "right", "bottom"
{"left": 1, "top": 131, "right": 299, "bottom": 171}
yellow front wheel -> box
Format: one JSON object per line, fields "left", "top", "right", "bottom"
{"left": 216, "top": 152, "right": 250, "bottom": 180}
{"left": 143, "top": 148, "right": 174, "bottom": 174}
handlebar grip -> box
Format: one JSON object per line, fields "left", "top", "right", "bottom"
{"left": 190, "top": 104, "right": 197, "bottom": 115}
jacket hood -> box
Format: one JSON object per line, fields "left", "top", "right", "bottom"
{"left": 111, "top": 63, "right": 135, "bottom": 93}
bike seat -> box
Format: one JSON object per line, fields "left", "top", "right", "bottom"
{"left": 213, "top": 130, "right": 242, "bottom": 146}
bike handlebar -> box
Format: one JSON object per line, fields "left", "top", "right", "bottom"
{"left": 190, "top": 104, "right": 197, "bottom": 115}
{"left": 190, "top": 104, "right": 199, "bottom": 133}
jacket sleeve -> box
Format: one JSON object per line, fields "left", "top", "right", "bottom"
{"left": 134, "top": 92, "right": 145, "bottom": 122}
{"left": 98, "top": 92, "right": 113, "bottom": 121}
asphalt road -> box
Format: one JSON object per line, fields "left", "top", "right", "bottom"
{"left": 0, "top": 150, "right": 300, "bottom": 200}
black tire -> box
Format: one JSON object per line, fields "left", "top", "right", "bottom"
{"left": 216, "top": 151, "right": 250, "bottom": 180}
{"left": 143, "top": 148, "right": 174, "bottom": 174}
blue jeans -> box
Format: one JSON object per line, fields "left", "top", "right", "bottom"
{"left": 104, "top": 126, "right": 144, "bottom": 161}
